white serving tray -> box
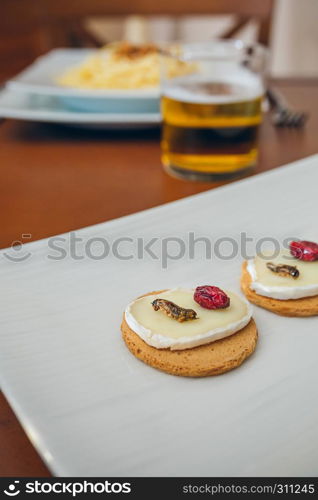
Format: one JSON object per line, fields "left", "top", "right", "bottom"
{"left": 7, "top": 49, "right": 160, "bottom": 114}
{"left": 1, "top": 155, "right": 318, "bottom": 477}
{"left": 0, "top": 89, "right": 160, "bottom": 129}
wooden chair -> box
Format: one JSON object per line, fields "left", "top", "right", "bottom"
{"left": 0, "top": 0, "right": 274, "bottom": 79}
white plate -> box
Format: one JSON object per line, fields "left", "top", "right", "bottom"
{"left": 1, "top": 155, "right": 318, "bottom": 477}
{"left": 7, "top": 49, "right": 160, "bottom": 113}
{"left": 0, "top": 89, "right": 161, "bottom": 129}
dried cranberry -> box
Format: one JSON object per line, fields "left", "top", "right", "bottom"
{"left": 290, "top": 240, "right": 318, "bottom": 262}
{"left": 194, "top": 286, "right": 230, "bottom": 310}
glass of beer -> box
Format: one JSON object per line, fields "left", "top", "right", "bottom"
{"left": 161, "top": 41, "right": 267, "bottom": 181}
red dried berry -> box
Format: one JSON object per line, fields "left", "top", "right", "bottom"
{"left": 194, "top": 286, "right": 230, "bottom": 310}
{"left": 290, "top": 240, "right": 318, "bottom": 262}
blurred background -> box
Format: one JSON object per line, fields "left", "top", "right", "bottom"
{"left": 1, "top": 0, "right": 318, "bottom": 82}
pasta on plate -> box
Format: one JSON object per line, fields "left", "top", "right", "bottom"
{"left": 57, "top": 43, "right": 195, "bottom": 90}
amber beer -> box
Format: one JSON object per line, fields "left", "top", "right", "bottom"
{"left": 161, "top": 79, "right": 263, "bottom": 180}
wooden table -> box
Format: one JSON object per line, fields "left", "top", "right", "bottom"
{"left": 0, "top": 78, "right": 318, "bottom": 476}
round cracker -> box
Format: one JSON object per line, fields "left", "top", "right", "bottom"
{"left": 241, "top": 261, "right": 318, "bottom": 317}
{"left": 121, "top": 291, "right": 258, "bottom": 377}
